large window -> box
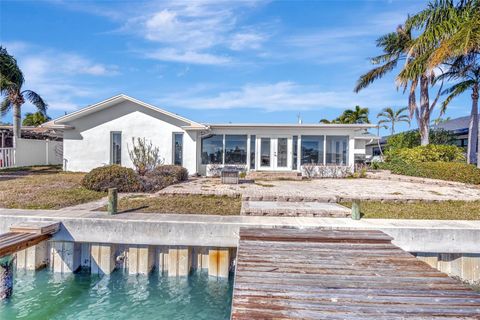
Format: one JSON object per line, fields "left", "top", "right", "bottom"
{"left": 301, "top": 135, "right": 324, "bottom": 164}
{"left": 201, "top": 135, "right": 223, "bottom": 164}
{"left": 326, "top": 136, "right": 348, "bottom": 165}
{"left": 173, "top": 133, "right": 183, "bottom": 166}
{"left": 292, "top": 136, "right": 298, "bottom": 170}
{"left": 225, "top": 135, "right": 247, "bottom": 164}
{"left": 250, "top": 135, "right": 256, "bottom": 169}
{"left": 110, "top": 131, "right": 122, "bottom": 165}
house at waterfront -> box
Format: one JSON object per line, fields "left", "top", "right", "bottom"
{"left": 43, "top": 94, "right": 377, "bottom": 176}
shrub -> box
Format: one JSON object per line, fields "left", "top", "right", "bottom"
{"left": 381, "top": 160, "right": 480, "bottom": 184}
{"left": 128, "top": 137, "right": 164, "bottom": 176}
{"left": 141, "top": 165, "right": 188, "bottom": 192}
{"left": 385, "top": 129, "right": 456, "bottom": 151}
{"left": 82, "top": 165, "right": 142, "bottom": 192}
{"left": 385, "top": 144, "right": 465, "bottom": 163}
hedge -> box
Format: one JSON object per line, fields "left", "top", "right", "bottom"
{"left": 81, "top": 165, "right": 142, "bottom": 192}
{"left": 379, "top": 161, "right": 480, "bottom": 184}
{"left": 141, "top": 165, "right": 189, "bottom": 192}
{"left": 385, "top": 144, "right": 465, "bottom": 163}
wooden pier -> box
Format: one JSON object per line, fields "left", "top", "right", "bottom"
{"left": 0, "top": 222, "right": 59, "bottom": 258}
{"left": 231, "top": 228, "right": 480, "bottom": 319}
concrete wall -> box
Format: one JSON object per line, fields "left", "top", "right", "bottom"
{"left": 62, "top": 100, "right": 198, "bottom": 174}
{"left": 15, "top": 138, "right": 63, "bottom": 167}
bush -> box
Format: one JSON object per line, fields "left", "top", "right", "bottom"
{"left": 385, "top": 144, "right": 465, "bottom": 163}
{"left": 380, "top": 160, "right": 480, "bottom": 184}
{"left": 386, "top": 129, "right": 456, "bottom": 150}
{"left": 128, "top": 137, "right": 164, "bottom": 176}
{"left": 141, "top": 165, "right": 188, "bottom": 192}
{"left": 82, "top": 165, "right": 142, "bottom": 192}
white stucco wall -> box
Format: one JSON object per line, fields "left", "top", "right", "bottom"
{"left": 62, "top": 100, "right": 198, "bottom": 173}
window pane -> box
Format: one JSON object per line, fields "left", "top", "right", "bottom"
{"left": 260, "top": 138, "right": 270, "bottom": 166}
{"left": 111, "top": 132, "right": 121, "bottom": 165}
{"left": 225, "top": 135, "right": 247, "bottom": 164}
{"left": 301, "top": 135, "right": 324, "bottom": 165}
{"left": 174, "top": 133, "right": 183, "bottom": 166}
{"left": 326, "top": 136, "right": 348, "bottom": 165}
{"left": 250, "top": 135, "right": 256, "bottom": 169}
{"left": 201, "top": 135, "right": 223, "bottom": 164}
{"left": 292, "top": 136, "right": 298, "bottom": 170}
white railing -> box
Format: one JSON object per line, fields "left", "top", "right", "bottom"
{"left": 0, "top": 148, "right": 15, "bottom": 168}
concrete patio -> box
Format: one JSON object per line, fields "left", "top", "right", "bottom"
{"left": 159, "top": 177, "right": 480, "bottom": 202}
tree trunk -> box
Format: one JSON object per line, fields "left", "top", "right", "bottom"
{"left": 467, "top": 85, "right": 479, "bottom": 165}
{"left": 13, "top": 104, "right": 22, "bottom": 144}
{"left": 0, "top": 255, "right": 14, "bottom": 300}
{"left": 419, "top": 75, "right": 430, "bottom": 146}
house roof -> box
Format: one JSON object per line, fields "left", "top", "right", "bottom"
{"left": 207, "top": 123, "right": 377, "bottom": 129}
{"left": 42, "top": 94, "right": 207, "bottom": 130}
{"left": 434, "top": 115, "right": 473, "bottom": 134}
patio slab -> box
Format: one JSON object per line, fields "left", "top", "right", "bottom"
{"left": 241, "top": 200, "right": 350, "bottom": 217}
{"left": 159, "top": 177, "right": 480, "bottom": 202}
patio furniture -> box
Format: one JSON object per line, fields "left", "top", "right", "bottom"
{"left": 221, "top": 167, "right": 239, "bottom": 184}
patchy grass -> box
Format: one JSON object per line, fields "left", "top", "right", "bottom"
{"left": 341, "top": 200, "right": 480, "bottom": 220}
{"left": 0, "top": 166, "right": 105, "bottom": 209}
{"left": 254, "top": 182, "right": 275, "bottom": 188}
{"left": 106, "top": 194, "right": 242, "bottom": 215}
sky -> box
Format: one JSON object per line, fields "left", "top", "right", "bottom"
{"left": 0, "top": 0, "right": 473, "bottom": 135}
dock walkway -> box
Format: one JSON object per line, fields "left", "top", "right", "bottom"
{"left": 231, "top": 228, "right": 480, "bottom": 319}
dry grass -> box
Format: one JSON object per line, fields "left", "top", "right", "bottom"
{"left": 0, "top": 165, "right": 105, "bottom": 209}
{"left": 110, "top": 194, "right": 242, "bottom": 215}
{"left": 341, "top": 200, "right": 480, "bottom": 220}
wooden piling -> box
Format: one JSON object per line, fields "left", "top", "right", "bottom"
{"left": 0, "top": 255, "right": 14, "bottom": 300}
{"left": 351, "top": 199, "right": 361, "bottom": 220}
{"left": 108, "top": 188, "right": 118, "bottom": 215}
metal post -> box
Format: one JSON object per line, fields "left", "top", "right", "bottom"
{"left": 0, "top": 255, "right": 14, "bottom": 300}
{"left": 351, "top": 199, "right": 361, "bottom": 220}
{"left": 108, "top": 188, "right": 118, "bottom": 215}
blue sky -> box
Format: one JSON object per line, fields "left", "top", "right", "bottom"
{"left": 0, "top": 0, "right": 472, "bottom": 134}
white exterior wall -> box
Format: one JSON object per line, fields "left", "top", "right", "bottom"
{"left": 62, "top": 100, "right": 198, "bottom": 173}
{"left": 15, "top": 138, "right": 63, "bottom": 167}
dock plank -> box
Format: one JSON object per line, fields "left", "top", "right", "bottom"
{"left": 231, "top": 228, "right": 480, "bottom": 319}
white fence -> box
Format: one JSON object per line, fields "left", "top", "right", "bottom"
{"left": 0, "top": 139, "right": 63, "bottom": 169}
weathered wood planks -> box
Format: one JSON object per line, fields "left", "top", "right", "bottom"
{"left": 231, "top": 228, "right": 480, "bottom": 319}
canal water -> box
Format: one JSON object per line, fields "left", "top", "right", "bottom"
{"left": 0, "top": 269, "right": 233, "bottom": 319}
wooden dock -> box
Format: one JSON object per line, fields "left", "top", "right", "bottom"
{"left": 0, "top": 222, "right": 59, "bottom": 258}
{"left": 231, "top": 228, "right": 480, "bottom": 319}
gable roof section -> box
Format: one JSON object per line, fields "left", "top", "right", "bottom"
{"left": 42, "top": 94, "right": 207, "bottom": 130}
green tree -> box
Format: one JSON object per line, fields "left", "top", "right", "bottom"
{"left": 22, "top": 111, "right": 51, "bottom": 126}
{"left": 0, "top": 46, "right": 47, "bottom": 141}
{"left": 319, "top": 106, "right": 370, "bottom": 124}
{"left": 377, "top": 107, "right": 410, "bottom": 135}
{"left": 355, "top": 25, "right": 442, "bottom": 145}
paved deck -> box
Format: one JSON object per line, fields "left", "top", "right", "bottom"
{"left": 231, "top": 228, "right": 480, "bottom": 319}
{"left": 159, "top": 177, "right": 480, "bottom": 201}
{"left": 241, "top": 200, "right": 350, "bottom": 217}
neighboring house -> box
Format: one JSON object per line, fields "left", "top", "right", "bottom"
{"left": 43, "top": 94, "right": 377, "bottom": 176}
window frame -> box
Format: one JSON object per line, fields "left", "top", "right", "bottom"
{"left": 172, "top": 132, "right": 184, "bottom": 166}
{"left": 110, "top": 131, "right": 122, "bottom": 165}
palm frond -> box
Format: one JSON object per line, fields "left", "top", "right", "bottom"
{"left": 354, "top": 60, "right": 398, "bottom": 92}
{"left": 0, "top": 97, "right": 12, "bottom": 117}
{"left": 0, "top": 46, "right": 24, "bottom": 89}
{"left": 440, "top": 80, "right": 472, "bottom": 114}
{"left": 22, "top": 90, "right": 47, "bottom": 115}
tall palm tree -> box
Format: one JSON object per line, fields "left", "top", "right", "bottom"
{"left": 377, "top": 107, "right": 411, "bottom": 135}
{"left": 355, "top": 25, "right": 442, "bottom": 145}
{"left": 0, "top": 46, "right": 47, "bottom": 142}
{"left": 340, "top": 105, "right": 370, "bottom": 124}
{"left": 437, "top": 55, "right": 479, "bottom": 164}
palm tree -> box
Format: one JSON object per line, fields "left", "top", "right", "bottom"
{"left": 319, "top": 118, "right": 337, "bottom": 124}
{"left": 22, "top": 111, "right": 51, "bottom": 127}
{"left": 0, "top": 46, "right": 47, "bottom": 142}
{"left": 377, "top": 107, "right": 411, "bottom": 135}
{"left": 340, "top": 105, "right": 370, "bottom": 124}
{"left": 355, "top": 25, "right": 442, "bottom": 145}
{"left": 436, "top": 55, "right": 479, "bottom": 164}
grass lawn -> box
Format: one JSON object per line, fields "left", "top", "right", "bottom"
{"left": 342, "top": 200, "right": 480, "bottom": 220}
{"left": 0, "top": 165, "right": 105, "bottom": 209}
{"left": 108, "top": 194, "right": 242, "bottom": 215}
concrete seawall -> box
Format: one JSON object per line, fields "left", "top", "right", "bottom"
{"left": 1, "top": 209, "right": 479, "bottom": 282}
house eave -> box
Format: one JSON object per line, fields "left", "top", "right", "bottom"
{"left": 206, "top": 123, "right": 377, "bottom": 129}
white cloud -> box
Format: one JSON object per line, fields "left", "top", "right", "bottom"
{"left": 144, "top": 48, "right": 231, "bottom": 65}
{"left": 157, "top": 81, "right": 405, "bottom": 112}
{"left": 4, "top": 43, "right": 118, "bottom": 113}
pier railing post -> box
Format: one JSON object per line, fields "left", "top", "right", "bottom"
{"left": 351, "top": 199, "right": 361, "bottom": 220}
{"left": 0, "top": 255, "right": 14, "bottom": 300}
{"left": 108, "top": 188, "right": 118, "bottom": 215}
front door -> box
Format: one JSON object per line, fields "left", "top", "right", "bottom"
{"left": 258, "top": 136, "right": 290, "bottom": 170}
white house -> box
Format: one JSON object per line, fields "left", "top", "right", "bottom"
{"left": 43, "top": 94, "right": 377, "bottom": 176}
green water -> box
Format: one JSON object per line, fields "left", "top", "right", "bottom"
{"left": 0, "top": 269, "right": 233, "bottom": 320}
